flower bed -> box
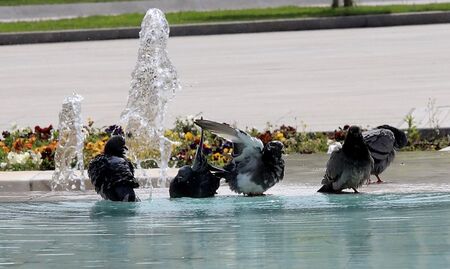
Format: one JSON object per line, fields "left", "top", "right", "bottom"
{"left": 0, "top": 118, "right": 448, "bottom": 171}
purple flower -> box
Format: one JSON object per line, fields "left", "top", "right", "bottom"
{"left": 223, "top": 141, "right": 233, "bottom": 148}
{"left": 202, "top": 146, "right": 212, "bottom": 155}
{"left": 189, "top": 142, "right": 197, "bottom": 150}
{"left": 1, "top": 131, "right": 10, "bottom": 139}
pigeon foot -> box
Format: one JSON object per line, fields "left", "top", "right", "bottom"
{"left": 318, "top": 184, "right": 341, "bottom": 194}
{"left": 375, "top": 175, "right": 384, "bottom": 184}
{"left": 246, "top": 193, "right": 265, "bottom": 197}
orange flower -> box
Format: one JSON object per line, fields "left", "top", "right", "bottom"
{"left": 1, "top": 146, "right": 9, "bottom": 153}
{"left": 86, "top": 142, "right": 95, "bottom": 150}
{"left": 203, "top": 142, "right": 211, "bottom": 149}
{"left": 28, "top": 135, "right": 37, "bottom": 143}
{"left": 24, "top": 143, "right": 33, "bottom": 149}
{"left": 48, "top": 141, "right": 58, "bottom": 151}
{"left": 12, "top": 139, "right": 24, "bottom": 152}
{"left": 258, "top": 131, "right": 273, "bottom": 144}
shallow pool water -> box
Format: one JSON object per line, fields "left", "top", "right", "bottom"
{"left": 1, "top": 184, "right": 450, "bottom": 268}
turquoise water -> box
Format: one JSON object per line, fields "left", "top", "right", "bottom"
{"left": 1, "top": 186, "right": 450, "bottom": 268}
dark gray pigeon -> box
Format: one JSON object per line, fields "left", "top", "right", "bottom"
{"left": 363, "top": 125, "right": 407, "bottom": 183}
{"left": 194, "top": 119, "right": 285, "bottom": 196}
{"left": 88, "top": 136, "right": 140, "bottom": 202}
{"left": 169, "top": 128, "right": 222, "bottom": 198}
{"left": 318, "top": 125, "right": 373, "bottom": 193}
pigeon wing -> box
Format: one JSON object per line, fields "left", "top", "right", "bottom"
{"left": 195, "top": 119, "right": 264, "bottom": 193}
{"left": 127, "top": 158, "right": 135, "bottom": 175}
{"left": 377, "top": 125, "right": 408, "bottom": 149}
{"left": 363, "top": 129, "right": 395, "bottom": 161}
{"left": 194, "top": 119, "right": 263, "bottom": 156}
{"left": 88, "top": 154, "right": 109, "bottom": 194}
{"left": 192, "top": 128, "right": 208, "bottom": 172}
{"left": 322, "top": 150, "right": 345, "bottom": 185}
{"left": 108, "top": 156, "right": 139, "bottom": 188}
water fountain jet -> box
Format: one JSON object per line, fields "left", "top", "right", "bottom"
{"left": 120, "top": 8, "right": 181, "bottom": 187}
{"left": 51, "top": 93, "right": 85, "bottom": 191}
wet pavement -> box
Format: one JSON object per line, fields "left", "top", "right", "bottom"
{"left": 1, "top": 151, "right": 448, "bottom": 202}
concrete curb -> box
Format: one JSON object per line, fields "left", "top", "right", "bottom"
{"left": 0, "top": 168, "right": 178, "bottom": 192}
{"left": 1, "top": 11, "right": 450, "bottom": 45}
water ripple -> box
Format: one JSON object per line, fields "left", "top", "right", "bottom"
{"left": 1, "top": 186, "right": 450, "bottom": 268}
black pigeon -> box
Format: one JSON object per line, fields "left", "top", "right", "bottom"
{"left": 194, "top": 119, "right": 285, "bottom": 196}
{"left": 169, "top": 129, "right": 222, "bottom": 198}
{"left": 363, "top": 125, "right": 407, "bottom": 183}
{"left": 88, "top": 136, "right": 140, "bottom": 202}
{"left": 318, "top": 125, "right": 374, "bottom": 193}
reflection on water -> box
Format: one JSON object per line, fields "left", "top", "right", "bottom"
{"left": 1, "top": 190, "right": 450, "bottom": 268}
{"left": 90, "top": 200, "right": 139, "bottom": 218}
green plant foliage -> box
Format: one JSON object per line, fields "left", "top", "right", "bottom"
{"left": 404, "top": 114, "right": 421, "bottom": 146}
{"left": 3, "top": 4, "right": 450, "bottom": 32}
{"left": 0, "top": 117, "right": 448, "bottom": 171}
{"left": 0, "top": 0, "right": 137, "bottom": 6}
{"left": 401, "top": 114, "right": 450, "bottom": 151}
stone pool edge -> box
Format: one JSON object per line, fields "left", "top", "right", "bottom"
{"left": 0, "top": 168, "right": 178, "bottom": 192}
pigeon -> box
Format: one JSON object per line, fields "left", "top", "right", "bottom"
{"left": 318, "top": 125, "right": 373, "bottom": 193}
{"left": 363, "top": 125, "right": 407, "bottom": 183}
{"left": 194, "top": 119, "right": 285, "bottom": 196}
{"left": 169, "top": 128, "right": 222, "bottom": 198}
{"left": 88, "top": 136, "right": 140, "bottom": 202}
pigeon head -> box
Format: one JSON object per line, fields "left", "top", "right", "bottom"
{"left": 263, "top": 140, "right": 284, "bottom": 162}
{"left": 174, "top": 166, "right": 193, "bottom": 183}
{"left": 169, "top": 166, "right": 194, "bottom": 198}
{"left": 346, "top": 125, "right": 363, "bottom": 140}
{"left": 104, "top": 136, "right": 128, "bottom": 157}
{"left": 343, "top": 126, "right": 369, "bottom": 157}
{"left": 377, "top": 125, "right": 408, "bottom": 149}
{"left": 344, "top": 125, "right": 363, "bottom": 146}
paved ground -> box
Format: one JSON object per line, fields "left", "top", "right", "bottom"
{"left": 1, "top": 24, "right": 450, "bottom": 131}
{"left": 1, "top": 0, "right": 450, "bottom": 22}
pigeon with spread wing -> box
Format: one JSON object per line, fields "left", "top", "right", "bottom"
{"left": 194, "top": 119, "right": 285, "bottom": 196}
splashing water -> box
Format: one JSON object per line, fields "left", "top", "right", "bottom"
{"left": 120, "top": 9, "right": 181, "bottom": 187}
{"left": 51, "top": 93, "right": 85, "bottom": 191}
